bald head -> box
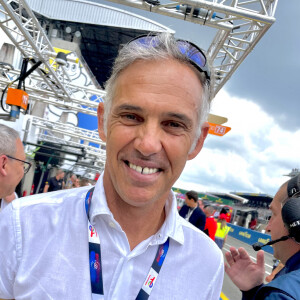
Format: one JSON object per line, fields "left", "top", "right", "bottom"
{"left": 203, "top": 205, "right": 215, "bottom": 217}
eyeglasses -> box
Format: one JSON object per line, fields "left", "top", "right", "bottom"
{"left": 127, "top": 34, "right": 211, "bottom": 83}
{"left": 6, "top": 155, "right": 32, "bottom": 174}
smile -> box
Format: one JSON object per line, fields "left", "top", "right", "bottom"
{"left": 126, "top": 161, "right": 160, "bottom": 175}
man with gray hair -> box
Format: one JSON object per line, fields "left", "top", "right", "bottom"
{"left": 0, "top": 124, "right": 30, "bottom": 210}
{"left": 0, "top": 33, "right": 223, "bottom": 299}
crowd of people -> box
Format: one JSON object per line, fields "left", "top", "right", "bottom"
{"left": 0, "top": 32, "right": 299, "bottom": 299}
{"left": 179, "top": 190, "right": 230, "bottom": 249}
{"left": 43, "top": 169, "right": 91, "bottom": 193}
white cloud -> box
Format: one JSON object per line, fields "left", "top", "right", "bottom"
{"left": 175, "top": 89, "right": 300, "bottom": 196}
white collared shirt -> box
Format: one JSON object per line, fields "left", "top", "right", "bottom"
{"left": 0, "top": 192, "right": 17, "bottom": 211}
{"left": 0, "top": 173, "right": 223, "bottom": 299}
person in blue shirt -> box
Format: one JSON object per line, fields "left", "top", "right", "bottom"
{"left": 179, "top": 190, "right": 206, "bottom": 231}
{"left": 225, "top": 174, "right": 300, "bottom": 299}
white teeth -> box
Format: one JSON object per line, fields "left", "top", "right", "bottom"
{"left": 143, "top": 167, "right": 150, "bottom": 174}
{"left": 136, "top": 166, "right": 142, "bottom": 173}
{"left": 129, "top": 163, "right": 136, "bottom": 170}
{"left": 128, "top": 163, "right": 158, "bottom": 174}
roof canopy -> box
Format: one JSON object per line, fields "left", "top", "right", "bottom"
{"left": 27, "top": 0, "right": 173, "bottom": 87}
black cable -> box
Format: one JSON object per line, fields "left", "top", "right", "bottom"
{"left": 144, "top": 0, "right": 160, "bottom": 5}
{"left": 1, "top": 84, "right": 10, "bottom": 113}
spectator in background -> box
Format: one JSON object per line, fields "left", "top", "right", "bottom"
{"left": 265, "top": 260, "right": 284, "bottom": 283}
{"left": 43, "top": 169, "right": 65, "bottom": 192}
{"left": 179, "top": 190, "right": 206, "bottom": 231}
{"left": 79, "top": 178, "right": 91, "bottom": 187}
{"left": 0, "top": 124, "right": 29, "bottom": 207}
{"left": 203, "top": 205, "right": 217, "bottom": 240}
{"left": 245, "top": 213, "right": 252, "bottom": 228}
{"left": 198, "top": 197, "right": 205, "bottom": 211}
{"left": 72, "top": 178, "right": 80, "bottom": 188}
{"left": 249, "top": 217, "right": 257, "bottom": 230}
{"left": 65, "top": 173, "right": 77, "bottom": 189}
{"left": 215, "top": 214, "right": 230, "bottom": 249}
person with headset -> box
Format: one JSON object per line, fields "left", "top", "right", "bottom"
{"left": 225, "top": 174, "right": 300, "bottom": 299}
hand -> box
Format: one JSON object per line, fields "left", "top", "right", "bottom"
{"left": 225, "top": 247, "right": 265, "bottom": 291}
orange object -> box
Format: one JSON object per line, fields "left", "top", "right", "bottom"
{"left": 208, "top": 122, "right": 231, "bottom": 136}
{"left": 6, "top": 88, "right": 29, "bottom": 110}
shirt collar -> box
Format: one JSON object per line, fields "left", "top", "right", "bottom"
{"left": 285, "top": 250, "right": 300, "bottom": 273}
{"left": 88, "top": 172, "right": 185, "bottom": 245}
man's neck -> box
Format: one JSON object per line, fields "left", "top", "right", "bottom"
{"left": 280, "top": 243, "right": 300, "bottom": 265}
{"left": 103, "top": 175, "right": 168, "bottom": 250}
{"left": 112, "top": 202, "right": 166, "bottom": 250}
{"left": 189, "top": 202, "right": 197, "bottom": 209}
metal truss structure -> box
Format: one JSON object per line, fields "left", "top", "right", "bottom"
{"left": 0, "top": 68, "right": 104, "bottom": 116}
{"left": 0, "top": 0, "right": 278, "bottom": 176}
{"left": 0, "top": 0, "right": 104, "bottom": 104}
{"left": 24, "top": 116, "right": 106, "bottom": 170}
{"left": 105, "top": 0, "right": 278, "bottom": 95}
{"left": 0, "top": 0, "right": 279, "bottom": 103}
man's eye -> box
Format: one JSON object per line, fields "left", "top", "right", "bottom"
{"left": 121, "top": 113, "right": 142, "bottom": 123}
{"left": 169, "top": 122, "right": 180, "bottom": 127}
{"left": 164, "top": 121, "right": 184, "bottom": 128}
{"left": 126, "top": 114, "right": 136, "bottom": 120}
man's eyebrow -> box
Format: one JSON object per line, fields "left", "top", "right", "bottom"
{"left": 166, "top": 112, "right": 193, "bottom": 127}
{"left": 114, "top": 104, "right": 142, "bottom": 113}
{"left": 113, "top": 104, "right": 194, "bottom": 126}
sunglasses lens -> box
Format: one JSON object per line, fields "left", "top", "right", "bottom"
{"left": 177, "top": 41, "right": 206, "bottom": 68}
{"left": 131, "top": 35, "right": 209, "bottom": 81}
{"left": 133, "top": 36, "right": 159, "bottom": 48}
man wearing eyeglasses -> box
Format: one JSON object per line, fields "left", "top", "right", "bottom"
{"left": 0, "top": 124, "right": 30, "bottom": 210}
{"left": 0, "top": 33, "right": 223, "bottom": 299}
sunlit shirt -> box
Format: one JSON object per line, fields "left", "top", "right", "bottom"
{"left": 0, "top": 173, "right": 224, "bottom": 299}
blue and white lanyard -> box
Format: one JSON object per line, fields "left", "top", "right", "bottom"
{"left": 85, "top": 188, "right": 170, "bottom": 300}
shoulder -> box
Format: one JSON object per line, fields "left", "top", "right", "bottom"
{"left": 207, "top": 217, "right": 217, "bottom": 224}
{"left": 178, "top": 204, "right": 188, "bottom": 215}
{"left": 11, "top": 186, "right": 91, "bottom": 211}
{"left": 48, "top": 177, "right": 55, "bottom": 183}
{"left": 179, "top": 215, "right": 222, "bottom": 257}
{"left": 195, "top": 206, "right": 205, "bottom": 216}
{"left": 258, "top": 269, "right": 300, "bottom": 299}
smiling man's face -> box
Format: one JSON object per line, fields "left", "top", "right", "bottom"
{"left": 99, "top": 58, "right": 208, "bottom": 209}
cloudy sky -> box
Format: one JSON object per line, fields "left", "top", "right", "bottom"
{"left": 97, "top": 0, "right": 300, "bottom": 196}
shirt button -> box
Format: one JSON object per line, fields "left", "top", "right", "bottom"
{"left": 109, "top": 221, "right": 115, "bottom": 228}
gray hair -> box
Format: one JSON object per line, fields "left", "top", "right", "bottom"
{"left": 0, "top": 124, "right": 20, "bottom": 156}
{"left": 104, "top": 32, "right": 213, "bottom": 152}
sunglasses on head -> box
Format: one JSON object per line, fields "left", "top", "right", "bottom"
{"left": 127, "top": 34, "right": 211, "bottom": 83}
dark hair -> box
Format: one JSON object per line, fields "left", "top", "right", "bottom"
{"left": 186, "top": 190, "right": 198, "bottom": 202}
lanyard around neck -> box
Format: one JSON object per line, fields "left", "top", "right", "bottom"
{"left": 85, "top": 188, "right": 170, "bottom": 300}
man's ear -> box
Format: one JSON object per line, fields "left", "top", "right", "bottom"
{"left": 0, "top": 155, "right": 8, "bottom": 176}
{"left": 97, "top": 102, "right": 106, "bottom": 142}
{"left": 187, "top": 122, "right": 209, "bottom": 160}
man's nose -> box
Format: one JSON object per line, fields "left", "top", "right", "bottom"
{"left": 134, "top": 122, "right": 162, "bottom": 156}
{"left": 265, "top": 221, "right": 271, "bottom": 233}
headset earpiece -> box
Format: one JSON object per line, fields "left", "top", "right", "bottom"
{"left": 282, "top": 197, "right": 300, "bottom": 243}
